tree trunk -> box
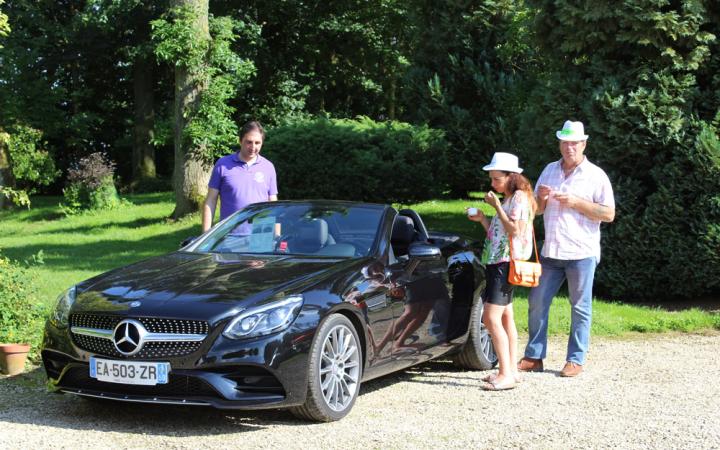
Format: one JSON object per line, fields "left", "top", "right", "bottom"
{"left": 171, "top": 0, "right": 211, "bottom": 219}
{"left": 132, "top": 52, "right": 157, "bottom": 183}
{"left": 0, "top": 131, "right": 15, "bottom": 209}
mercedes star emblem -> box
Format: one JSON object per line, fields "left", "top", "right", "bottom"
{"left": 112, "top": 319, "right": 147, "bottom": 356}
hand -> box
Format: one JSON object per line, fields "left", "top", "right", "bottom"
{"left": 484, "top": 191, "right": 501, "bottom": 209}
{"left": 537, "top": 184, "right": 553, "bottom": 201}
{"left": 553, "top": 191, "right": 577, "bottom": 208}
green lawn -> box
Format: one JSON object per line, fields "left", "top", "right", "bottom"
{"left": 1, "top": 192, "right": 718, "bottom": 336}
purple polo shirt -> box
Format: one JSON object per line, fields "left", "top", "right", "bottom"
{"left": 208, "top": 153, "right": 278, "bottom": 220}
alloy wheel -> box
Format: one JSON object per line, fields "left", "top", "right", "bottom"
{"left": 318, "top": 324, "right": 360, "bottom": 412}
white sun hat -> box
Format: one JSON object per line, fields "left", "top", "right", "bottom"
{"left": 556, "top": 120, "right": 589, "bottom": 141}
{"left": 482, "top": 152, "right": 523, "bottom": 173}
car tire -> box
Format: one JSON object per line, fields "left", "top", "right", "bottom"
{"left": 452, "top": 298, "right": 498, "bottom": 370}
{"left": 289, "top": 313, "right": 363, "bottom": 422}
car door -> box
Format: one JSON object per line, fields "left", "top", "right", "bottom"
{"left": 384, "top": 251, "right": 452, "bottom": 363}
{"left": 342, "top": 262, "right": 398, "bottom": 373}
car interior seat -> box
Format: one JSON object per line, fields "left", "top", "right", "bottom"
{"left": 390, "top": 215, "right": 418, "bottom": 258}
{"left": 293, "top": 218, "right": 335, "bottom": 253}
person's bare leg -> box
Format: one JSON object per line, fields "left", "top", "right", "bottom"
{"left": 376, "top": 306, "right": 412, "bottom": 354}
{"left": 483, "top": 304, "right": 512, "bottom": 384}
{"left": 502, "top": 304, "right": 519, "bottom": 382}
{"left": 392, "top": 303, "right": 431, "bottom": 349}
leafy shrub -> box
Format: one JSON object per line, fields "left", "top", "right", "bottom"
{"left": 0, "top": 125, "right": 59, "bottom": 207}
{"left": 262, "top": 117, "right": 449, "bottom": 204}
{"left": 0, "top": 251, "right": 48, "bottom": 360}
{"left": 62, "top": 152, "right": 121, "bottom": 214}
{"left": 598, "top": 122, "right": 720, "bottom": 300}
{"left": 6, "top": 126, "right": 59, "bottom": 188}
{"left": 517, "top": 0, "right": 720, "bottom": 301}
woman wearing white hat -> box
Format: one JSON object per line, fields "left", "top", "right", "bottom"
{"left": 467, "top": 152, "right": 536, "bottom": 391}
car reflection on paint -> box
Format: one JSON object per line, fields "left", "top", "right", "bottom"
{"left": 42, "top": 200, "right": 496, "bottom": 422}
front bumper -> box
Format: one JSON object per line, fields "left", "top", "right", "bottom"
{"left": 41, "top": 318, "right": 316, "bottom": 410}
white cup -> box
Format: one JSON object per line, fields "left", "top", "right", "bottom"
{"left": 467, "top": 207, "right": 478, "bottom": 216}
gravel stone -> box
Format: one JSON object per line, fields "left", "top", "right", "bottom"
{"left": 1, "top": 333, "right": 719, "bottom": 449}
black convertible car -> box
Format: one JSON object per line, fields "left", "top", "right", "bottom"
{"left": 42, "top": 200, "right": 496, "bottom": 421}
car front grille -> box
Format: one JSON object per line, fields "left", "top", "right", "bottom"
{"left": 72, "top": 334, "right": 203, "bottom": 359}
{"left": 69, "top": 314, "right": 209, "bottom": 359}
{"left": 71, "top": 314, "right": 209, "bottom": 334}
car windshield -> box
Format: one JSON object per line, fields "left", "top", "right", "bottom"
{"left": 190, "top": 203, "right": 384, "bottom": 257}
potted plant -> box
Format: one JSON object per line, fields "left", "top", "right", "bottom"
{"left": 0, "top": 251, "right": 47, "bottom": 375}
{"left": 0, "top": 343, "right": 31, "bottom": 375}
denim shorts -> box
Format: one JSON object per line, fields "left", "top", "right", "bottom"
{"left": 484, "top": 262, "right": 514, "bottom": 306}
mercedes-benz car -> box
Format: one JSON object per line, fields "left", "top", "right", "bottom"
{"left": 42, "top": 200, "right": 496, "bottom": 421}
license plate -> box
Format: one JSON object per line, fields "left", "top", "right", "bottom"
{"left": 89, "top": 357, "right": 170, "bottom": 385}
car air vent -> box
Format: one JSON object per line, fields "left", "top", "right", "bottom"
{"left": 60, "top": 366, "right": 220, "bottom": 398}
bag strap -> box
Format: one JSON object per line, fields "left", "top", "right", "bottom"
{"left": 508, "top": 221, "right": 539, "bottom": 263}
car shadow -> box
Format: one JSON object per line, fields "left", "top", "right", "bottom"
{"left": 0, "top": 360, "right": 489, "bottom": 432}
{"left": 0, "top": 368, "right": 297, "bottom": 434}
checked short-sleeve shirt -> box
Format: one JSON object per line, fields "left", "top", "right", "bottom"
{"left": 536, "top": 157, "right": 614, "bottom": 261}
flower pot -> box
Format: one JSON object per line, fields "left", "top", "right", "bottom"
{"left": 0, "top": 343, "right": 30, "bottom": 376}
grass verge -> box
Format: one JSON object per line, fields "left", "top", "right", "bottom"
{"left": 1, "top": 192, "right": 718, "bottom": 337}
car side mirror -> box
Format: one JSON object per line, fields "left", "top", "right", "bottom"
{"left": 180, "top": 236, "right": 197, "bottom": 249}
{"left": 408, "top": 243, "right": 442, "bottom": 261}
{"left": 401, "top": 243, "right": 442, "bottom": 278}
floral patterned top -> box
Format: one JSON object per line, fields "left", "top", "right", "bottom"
{"left": 481, "top": 191, "right": 534, "bottom": 265}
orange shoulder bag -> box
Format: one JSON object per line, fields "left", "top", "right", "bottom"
{"left": 507, "top": 226, "right": 542, "bottom": 288}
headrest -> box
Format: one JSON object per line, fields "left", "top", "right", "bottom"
{"left": 391, "top": 215, "right": 416, "bottom": 245}
{"left": 299, "top": 218, "right": 329, "bottom": 246}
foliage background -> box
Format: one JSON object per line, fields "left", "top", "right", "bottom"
{"left": 0, "top": 0, "right": 718, "bottom": 301}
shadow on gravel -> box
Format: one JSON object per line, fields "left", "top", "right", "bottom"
{"left": 360, "top": 359, "right": 487, "bottom": 394}
{"left": 0, "top": 361, "right": 485, "bottom": 432}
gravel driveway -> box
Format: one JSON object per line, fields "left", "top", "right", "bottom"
{"left": 1, "top": 333, "right": 719, "bottom": 449}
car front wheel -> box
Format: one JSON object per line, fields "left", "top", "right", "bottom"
{"left": 452, "top": 298, "right": 497, "bottom": 370}
{"left": 290, "top": 314, "right": 362, "bottom": 422}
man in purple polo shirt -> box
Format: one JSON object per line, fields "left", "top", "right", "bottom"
{"left": 201, "top": 121, "right": 278, "bottom": 233}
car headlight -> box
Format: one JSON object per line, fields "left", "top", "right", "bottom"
{"left": 51, "top": 286, "right": 76, "bottom": 329}
{"left": 223, "top": 295, "right": 304, "bottom": 339}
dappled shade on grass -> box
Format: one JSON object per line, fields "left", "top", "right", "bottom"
{"left": 1, "top": 192, "right": 718, "bottom": 334}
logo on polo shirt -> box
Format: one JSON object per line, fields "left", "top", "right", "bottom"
{"left": 254, "top": 172, "right": 265, "bottom": 183}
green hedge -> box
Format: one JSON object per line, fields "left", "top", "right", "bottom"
{"left": 0, "top": 251, "right": 47, "bottom": 360}
{"left": 597, "top": 123, "right": 720, "bottom": 300}
{"left": 263, "top": 117, "right": 449, "bottom": 204}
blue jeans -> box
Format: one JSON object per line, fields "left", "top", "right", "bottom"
{"left": 524, "top": 256, "right": 597, "bottom": 365}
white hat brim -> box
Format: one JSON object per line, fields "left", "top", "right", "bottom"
{"left": 482, "top": 163, "right": 523, "bottom": 173}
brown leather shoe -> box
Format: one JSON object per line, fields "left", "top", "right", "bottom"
{"left": 517, "top": 357, "right": 544, "bottom": 372}
{"left": 560, "top": 361, "right": 583, "bottom": 377}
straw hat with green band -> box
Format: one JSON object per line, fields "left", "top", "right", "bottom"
{"left": 556, "top": 120, "right": 589, "bottom": 141}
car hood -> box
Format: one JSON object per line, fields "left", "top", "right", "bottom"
{"left": 72, "top": 252, "right": 361, "bottom": 322}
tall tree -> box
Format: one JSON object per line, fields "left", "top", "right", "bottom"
{"left": 217, "top": 0, "right": 411, "bottom": 125}
{"left": 0, "top": 0, "right": 9, "bottom": 42}
{"left": 525, "top": 0, "right": 719, "bottom": 300}
{"left": 156, "top": 0, "right": 211, "bottom": 218}
{"left": 400, "top": 0, "right": 538, "bottom": 196}
{"left": 153, "top": 1, "right": 256, "bottom": 218}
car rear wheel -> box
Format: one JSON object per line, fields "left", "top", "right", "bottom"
{"left": 290, "top": 314, "right": 362, "bottom": 422}
{"left": 453, "top": 298, "right": 498, "bottom": 370}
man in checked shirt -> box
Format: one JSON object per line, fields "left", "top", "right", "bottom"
{"left": 518, "top": 120, "right": 615, "bottom": 377}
